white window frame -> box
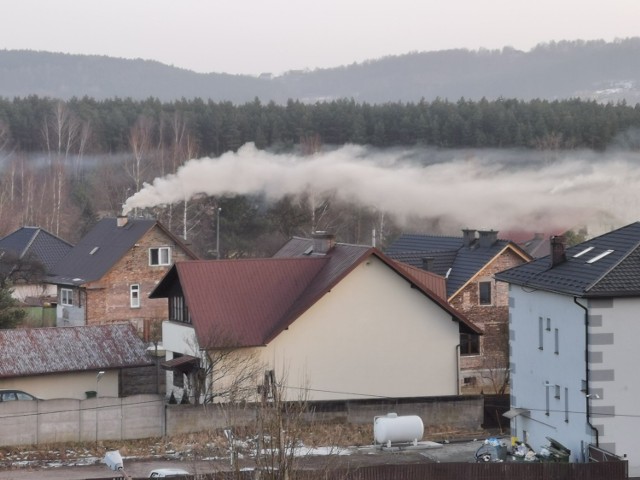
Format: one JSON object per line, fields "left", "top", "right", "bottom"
{"left": 130, "top": 284, "right": 141, "bottom": 308}
{"left": 61, "top": 288, "right": 73, "bottom": 307}
{"left": 149, "top": 247, "right": 171, "bottom": 266}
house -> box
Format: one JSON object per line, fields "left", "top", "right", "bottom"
{"left": 386, "top": 229, "right": 531, "bottom": 394}
{"left": 46, "top": 216, "right": 198, "bottom": 339}
{"left": 151, "top": 233, "right": 480, "bottom": 403}
{"left": 0, "top": 323, "right": 152, "bottom": 399}
{"left": 496, "top": 222, "right": 640, "bottom": 471}
{"left": 0, "top": 226, "right": 73, "bottom": 302}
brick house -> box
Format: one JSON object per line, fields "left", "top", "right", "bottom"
{"left": 386, "top": 229, "right": 531, "bottom": 394}
{"left": 46, "top": 216, "right": 198, "bottom": 339}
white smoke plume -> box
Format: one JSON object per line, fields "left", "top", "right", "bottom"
{"left": 123, "top": 143, "right": 640, "bottom": 234}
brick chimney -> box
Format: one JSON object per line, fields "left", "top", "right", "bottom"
{"left": 462, "top": 229, "right": 476, "bottom": 248}
{"left": 312, "top": 231, "right": 336, "bottom": 255}
{"left": 422, "top": 257, "right": 435, "bottom": 272}
{"left": 117, "top": 215, "right": 129, "bottom": 228}
{"left": 478, "top": 230, "right": 499, "bottom": 248}
{"left": 550, "top": 235, "right": 566, "bottom": 267}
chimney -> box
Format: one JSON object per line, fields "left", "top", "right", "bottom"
{"left": 550, "top": 235, "right": 566, "bottom": 267}
{"left": 117, "top": 215, "right": 129, "bottom": 228}
{"left": 422, "top": 257, "right": 435, "bottom": 272}
{"left": 311, "top": 231, "right": 336, "bottom": 255}
{"left": 478, "top": 230, "right": 498, "bottom": 248}
{"left": 462, "top": 229, "right": 476, "bottom": 248}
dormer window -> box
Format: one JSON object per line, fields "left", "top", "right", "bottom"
{"left": 149, "top": 247, "right": 171, "bottom": 266}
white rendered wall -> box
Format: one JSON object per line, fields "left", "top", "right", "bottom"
{"left": 253, "top": 256, "right": 461, "bottom": 401}
{"left": 589, "top": 297, "right": 640, "bottom": 474}
{"left": 508, "top": 285, "right": 591, "bottom": 462}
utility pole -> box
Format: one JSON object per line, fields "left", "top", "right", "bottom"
{"left": 216, "top": 207, "right": 222, "bottom": 259}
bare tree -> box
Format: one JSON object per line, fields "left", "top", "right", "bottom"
{"left": 126, "top": 115, "right": 155, "bottom": 201}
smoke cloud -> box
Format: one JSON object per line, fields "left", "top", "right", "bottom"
{"left": 123, "top": 143, "right": 640, "bottom": 234}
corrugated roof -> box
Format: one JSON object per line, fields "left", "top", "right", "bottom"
{"left": 496, "top": 222, "right": 640, "bottom": 297}
{"left": 152, "top": 239, "right": 479, "bottom": 349}
{"left": 0, "top": 323, "right": 152, "bottom": 378}
{"left": 0, "top": 227, "right": 73, "bottom": 273}
{"left": 47, "top": 217, "right": 197, "bottom": 285}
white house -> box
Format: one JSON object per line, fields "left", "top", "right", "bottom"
{"left": 496, "top": 222, "right": 640, "bottom": 472}
{"left": 151, "top": 234, "right": 480, "bottom": 403}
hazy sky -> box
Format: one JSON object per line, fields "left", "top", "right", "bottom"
{"left": 2, "top": 0, "right": 638, "bottom": 76}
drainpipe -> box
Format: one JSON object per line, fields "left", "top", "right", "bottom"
{"left": 574, "top": 297, "right": 599, "bottom": 447}
{"left": 456, "top": 344, "right": 461, "bottom": 395}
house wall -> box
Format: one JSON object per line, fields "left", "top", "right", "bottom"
{"left": 56, "top": 287, "right": 86, "bottom": 327}
{"left": 508, "top": 285, "right": 590, "bottom": 463}
{"left": 12, "top": 283, "right": 57, "bottom": 302}
{"left": 83, "top": 226, "right": 194, "bottom": 339}
{"left": 251, "top": 256, "right": 461, "bottom": 401}
{"left": 451, "top": 247, "right": 527, "bottom": 394}
{"left": 0, "top": 370, "right": 119, "bottom": 400}
{"left": 588, "top": 297, "right": 640, "bottom": 475}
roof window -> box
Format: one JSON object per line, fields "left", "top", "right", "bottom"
{"left": 90, "top": 247, "right": 99, "bottom": 255}
{"left": 586, "top": 249, "right": 614, "bottom": 264}
{"left": 573, "top": 246, "right": 594, "bottom": 258}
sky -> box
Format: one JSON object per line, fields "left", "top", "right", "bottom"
{"left": 2, "top": 0, "right": 639, "bottom": 76}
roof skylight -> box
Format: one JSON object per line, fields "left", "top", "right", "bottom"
{"left": 586, "top": 249, "right": 614, "bottom": 264}
{"left": 573, "top": 246, "right": 594, "bottom": 258}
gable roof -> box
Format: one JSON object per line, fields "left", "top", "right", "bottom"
{"left": 496, "top": 222, "right": 640, "bottom": 298}
{"left": 385, "top": 231, "right": 530, "bottom": 298}
{"left": 0, "top": 323, "right": 152, "bottom": 378}
{"left": 0, "top": 226, "right": 73, "bottom": 273}
{"left": 151, "top": 242, "right": 479, "bottom": 349}
{"left": 47, "top": 217, "right": 197, "bottom": 286}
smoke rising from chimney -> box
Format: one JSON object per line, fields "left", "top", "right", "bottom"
{"left": 122, "top": 143, "right": 640, "bottom": 232}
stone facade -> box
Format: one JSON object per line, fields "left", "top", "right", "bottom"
{"left": 81, "top": 225, "right": 194, "bottom": 339}
{"left": 451, "top": 247, "right": 527, "bottom": 394}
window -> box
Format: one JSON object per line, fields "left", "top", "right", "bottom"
{"left": 130, "top": 284, "right": 140, "bottom": 308}
{"left": 554, "top": 328, "right": 559, "bottom": 354}
{"left": 149, "top": 247, "right": 171, "bottom": 266}
{"left": 546, "top": 317, "right": 551, "bottom": 331}
{"left": 61, "top": 288, "right": 73, "bottom": 306}
{"left": 545, "top": 383, "right": 550, "bottom": 415}
{"left": 555, "top": 384, "right": 561, "bottom": 399}
{"left": 564, "top": 388, "right": 569, "bottom": 423}
{"left": 170, "top": 295, "right": 191, "bottom": 324}
{"left": 460, "top": 333, "right": 480, "bottom": 355}
{"left": 538, "top": 317, "right": 544, "bottom": 350}
{"left": 478, "top": 281, "right": 492, "bottom": 305}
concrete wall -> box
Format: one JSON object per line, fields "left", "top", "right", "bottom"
{"left": 0, "top": 394, "right": 164, "bottom": 446}
{"left": 0, "top": 395, "right": 482, "bottom": 447}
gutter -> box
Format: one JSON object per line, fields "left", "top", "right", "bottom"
{"left": 574, "top": 297, "right": 599, "bottom": 447}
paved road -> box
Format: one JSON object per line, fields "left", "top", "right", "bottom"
{"left": 0, "top": 439, "right": 489, "bottom": 479}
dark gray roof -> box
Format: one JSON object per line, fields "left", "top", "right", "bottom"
{"left": 385, "top": 233, "right": 517, "bottom": 298}
{"left": 496, "top": 222, "right": 640, "bottom": 298}
{"left": 0, "top": 323, "right": 152, "bottom": 378}
{"left": 47, "top": 217, "right": 195, "bottom": 286}
{"left": 0, "top": 227, "right": 73, "bottom": 273}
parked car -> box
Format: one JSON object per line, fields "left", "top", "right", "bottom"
{"left": 149, "top": 468, "right": 190, "bottom": 478}
{"left": 0, "top": 389, "right": 38, "bottom": 401}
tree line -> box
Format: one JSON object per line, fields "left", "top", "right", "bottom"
{"left": 1, "top": 96, "right": 639, "bottom": 156}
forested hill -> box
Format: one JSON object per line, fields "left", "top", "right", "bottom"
{"left": 1, "top": 38, "right": 639, "bottom": 104}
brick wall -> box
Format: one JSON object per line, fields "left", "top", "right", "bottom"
{"left": 452, "top": 248, "right": 527, "bottom": 394}
{"left": 84, "top": 225, "right": 194, "bottom": 339}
